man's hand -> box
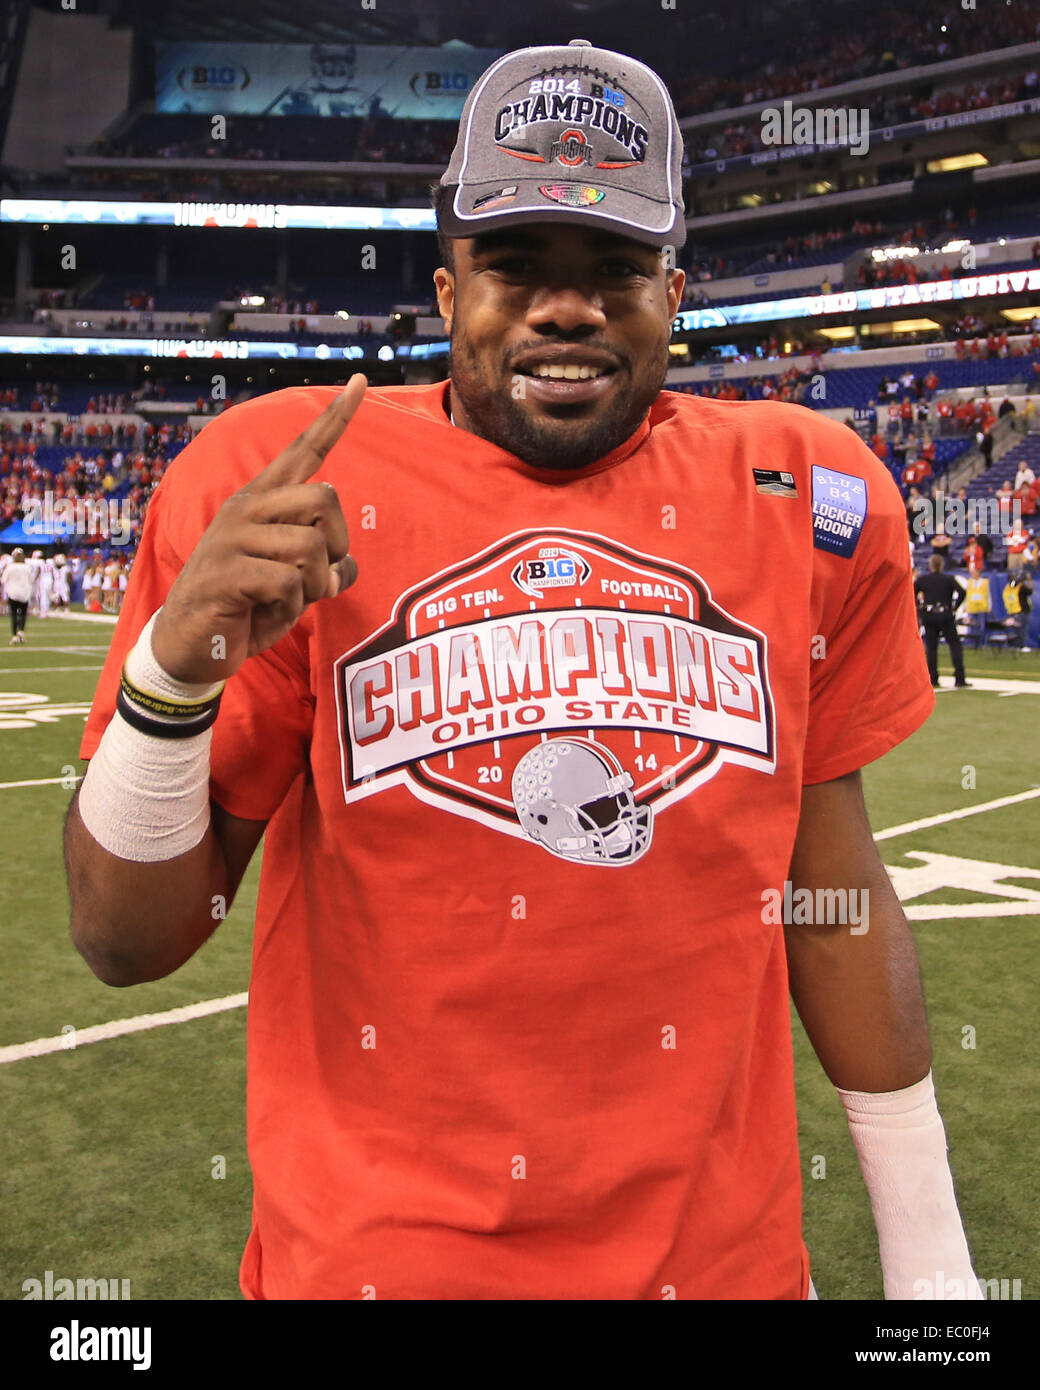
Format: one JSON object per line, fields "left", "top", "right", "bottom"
{"left": 152, "top": 375, "right": 366, "bottom": 684}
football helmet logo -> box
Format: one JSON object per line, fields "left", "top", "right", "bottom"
{"left": 511, "top": 737, "right": 653, "bottom": 866}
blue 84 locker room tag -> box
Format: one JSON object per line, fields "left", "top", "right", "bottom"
{"left": 811, "top": 465, "right": 867, "bottom": 558}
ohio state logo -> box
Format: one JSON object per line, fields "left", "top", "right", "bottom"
{"left": 333, "top": 530, "right": 776, "bottom": 852}
{"left": 550, "top": 129, "right": 595, "bottom": 166}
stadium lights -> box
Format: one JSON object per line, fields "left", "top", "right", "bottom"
{"left": 925, "top": 154, "right": 988, "bottom": 174}
{"left": 861, "top": 318, "right": 941, "bottom": 336}
{"left": 335, "top": 310, "right": 351, "bottom": 319}
{"left": 871, "top": 246, "right": 921, "bottom": 262}
{"left": 240, "top": 296, "right": 265, "bottom": 307}
{"left": 999, "top": 306, "right": 1040, "bottom": 322}
{"left": 377, "top": 345, "right": 395, "bottom": 362}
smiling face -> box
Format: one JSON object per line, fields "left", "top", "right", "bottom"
{"left": 433, "top": 222, "right": 684, "bottom": 471}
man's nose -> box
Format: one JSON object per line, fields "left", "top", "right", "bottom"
{"left": 525, "top": 282, "right": 607, "bottom": 335}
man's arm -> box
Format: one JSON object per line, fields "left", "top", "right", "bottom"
{"left": 785, "top": 769, "right": 981, "bottom": 1300}
{"left": 64, "top": 379, "right": 367, "bottom": 987}
{"left": 784, "top": 769, "right": 930, "bottom": 1092}
{"left": 65, "top": 787, "right": 266, "bottom": 986}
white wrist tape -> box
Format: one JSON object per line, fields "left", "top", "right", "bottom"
{"left": 838, "top": 1070, "right": 983, "bottom": 1300}
{"left": 78, "top": 610, "right": 222, "bottom": 862}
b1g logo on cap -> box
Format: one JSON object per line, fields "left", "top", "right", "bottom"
{"left": 511, "top": 546, "right": 591, "bottom": 598}
{"left": 539, "top": 184, "right": 606, "bottom": 207}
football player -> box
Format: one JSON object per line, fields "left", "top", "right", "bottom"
{"left": 66, "top": 40, "right": 980, "bottom": 1302}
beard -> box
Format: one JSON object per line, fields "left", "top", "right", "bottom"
{"left": 447, "top": 326, "right": 670, "bottom": 471}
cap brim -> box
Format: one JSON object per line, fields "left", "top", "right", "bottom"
{"left": 440, "top": 180, "right": 686, "bottom": 250}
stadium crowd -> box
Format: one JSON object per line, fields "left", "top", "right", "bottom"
{"left": 672, "top": 0, "right": 1040, "bottom": 116}
{"left": 685, "top": 68, "right": 1039, "bottom": 163}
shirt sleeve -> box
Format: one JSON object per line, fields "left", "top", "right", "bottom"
{"left": 79, "top": 435, "right": 314, "bottom": 824}
{"left": 803, "top": 441, "right": 935, "bottom": 786}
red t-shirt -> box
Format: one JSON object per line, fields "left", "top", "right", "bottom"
{"left": 1007, "top": 528, "right": 1030, "bottom": 553}
{"left": 80, "top": 382, "right": 934, "bottom": 1301}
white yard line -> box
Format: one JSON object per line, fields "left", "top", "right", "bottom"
{"left": 0, "top": 776, "right": 82, "bottom": 790}
{"left": 875, "top": 787, "right": 1040, "bottom": 841}
{"left": 903, "top": 902, "right": 1040, "bottom": 920}
{"left": 3, "top": 684, "right": 1039, "bottom": 1066}
{"left": 0, "top": 993, "right": 248, "bottom": 1065}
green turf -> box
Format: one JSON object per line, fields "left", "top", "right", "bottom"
{"left": 1, "top": 614, "right": 1037, "bottom": 1300}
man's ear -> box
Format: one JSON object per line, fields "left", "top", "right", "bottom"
{"left": 434, "top": 267, "right": 455, "bottom": 335}
{"left": 666, "top": 268, "right": 686, "bottom": 318}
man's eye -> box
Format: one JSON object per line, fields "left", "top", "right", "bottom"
{"left": 491, "top": 258, "right": 535, "bottom": 274}
{"left": 601, "top": 260, "right": 645, "bottom": 278}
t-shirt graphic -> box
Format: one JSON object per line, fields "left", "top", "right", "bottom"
{"left": 337, "top": 528, "right": 776, "bottom": 866}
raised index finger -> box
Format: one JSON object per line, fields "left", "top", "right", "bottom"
{"left": 245, "top": 374, "right": 368, "bottom": 495}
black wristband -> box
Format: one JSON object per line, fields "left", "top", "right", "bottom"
{"left": 116, "top": 686, "right": 221, "bottom": 739}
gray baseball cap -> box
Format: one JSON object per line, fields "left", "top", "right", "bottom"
{"left": 439, "top": 38, "right": 686, "bottom": 250}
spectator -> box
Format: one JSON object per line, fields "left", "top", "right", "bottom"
{"left": 1014, "top": 460, "right": 1036, "bottom": 492}
{"left": 963, "top": 535, "right": 985, "bottom": 570}
{"left": 979, "top": 430, "right": 994, "bottom": 470}
{"left": 1005, "top": 520, "right": 1031, "bottom": 574}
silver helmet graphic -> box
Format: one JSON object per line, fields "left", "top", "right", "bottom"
{"left": 511, "top": 737, "right": 652, "bottom": 866}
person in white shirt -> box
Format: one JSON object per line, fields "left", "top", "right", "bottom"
{"left": 1014, "top": 463, "right": 1036, "bottom": 492}
{"left": 2, "top": 546, "right": 32, "bottom": 643}
{"left": 82, "top": 561, "right": 99, "bottom": 611}
{"left": 38, "top": 555, "right": 54, "bottom": 618}
{"left": 52, "top": 553, "right": 71, "bottom": 611}
{"left": 26, "top": 549, "right": 44, "bottom": 615}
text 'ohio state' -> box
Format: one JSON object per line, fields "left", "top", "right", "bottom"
{"left": 340, "top": 608, "right": 773, "bottom": 781}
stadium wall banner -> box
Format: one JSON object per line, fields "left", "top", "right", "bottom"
{"left": 0, "top": 200, "right": 436, "bottom": 231}
{"left": 0, "top": 335, "right": 450, "bottom": 362}
{"left": 155, "top": 42, "right": 503, "bottom": 118}
{"left": 672, "top": 268, "right": 1040, "bottom": 331}
{"left": 687, "top": 96, "right": 1040, "bottom": 177}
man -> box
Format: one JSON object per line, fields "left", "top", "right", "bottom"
{"left": 902, "top": 453, "right": 932, "bottom": 494}
{"left": 1005, "top": 520, "right": 1031, "bottom": 573}
{"left": 51, "top": 551, "right": 70, "bottom": 613}
{"left": 65, "top": 40, "right": 981, "bottom": 1302}
{"left": 979, "top": 428, "right": 994, "bottom": 470}
{"left": 26, "top": 547, "right": 45, "bottom": 615}
{"left": 914, "top": 555, "right": 969, "bottom": 688}
{"left": 2, "top": 545, "right": 32, "bottom": 643}
{"left": 1014, "top": 458, "right": 1036, "bottom": 492}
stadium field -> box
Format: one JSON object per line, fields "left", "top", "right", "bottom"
{"left": 1, "top": 614, "right": 1037, "bottom": 1301}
